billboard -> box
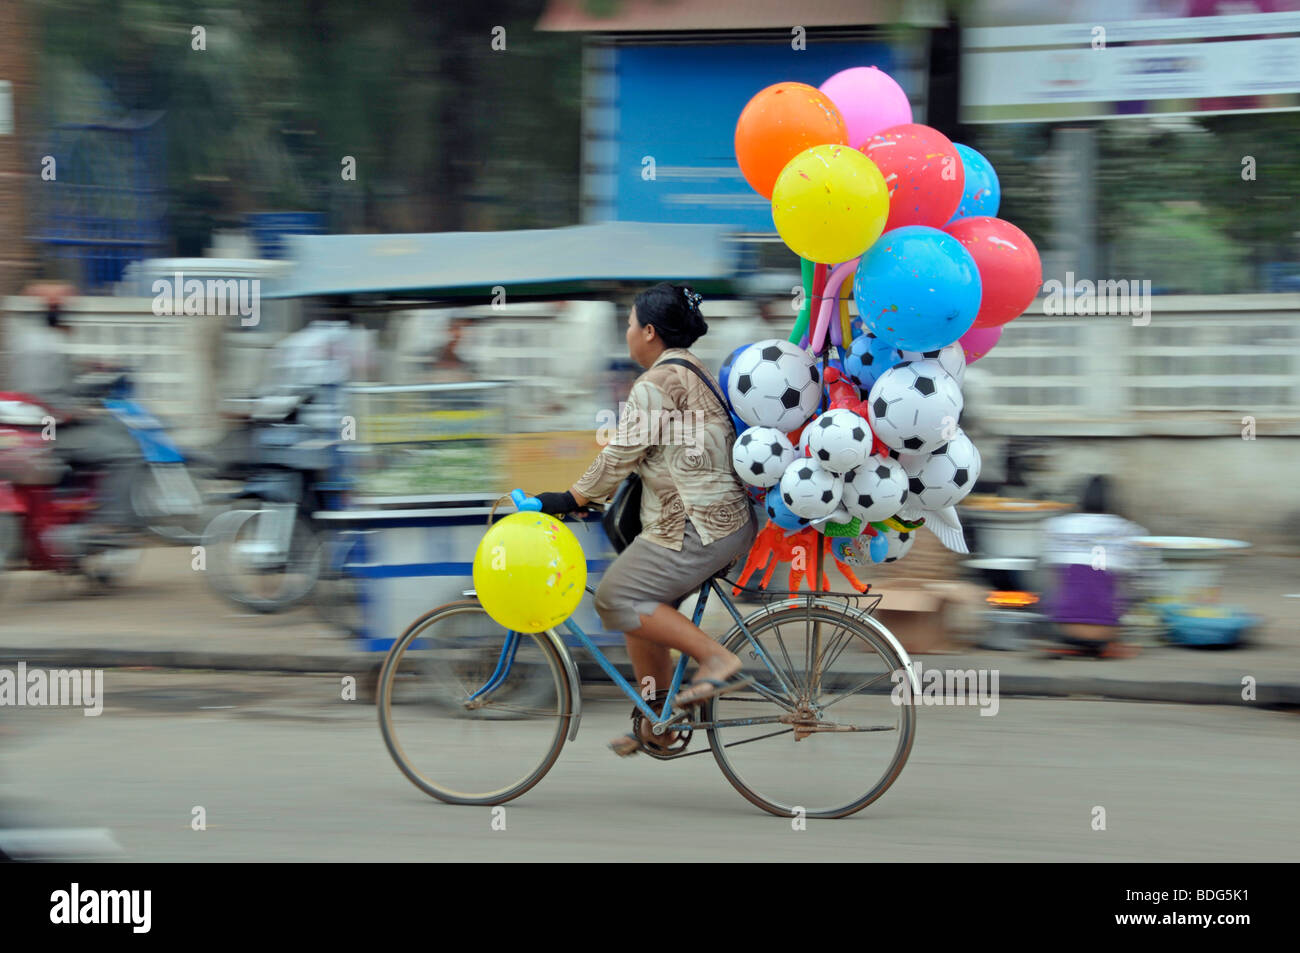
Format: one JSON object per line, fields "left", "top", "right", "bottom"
{"left": 963, "top": 4, "right": 1300, "bottom": 122}
{"left": 585, "top": 40, "right": 921, "bottom": 231}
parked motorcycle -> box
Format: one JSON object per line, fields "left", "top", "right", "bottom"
{"left": 101, "top": 374, "right": 212, "bottom": 545}
{"left": 202, "top": 392, "right": 347, "bottom": 614}
{"left": 0, "top": 391, "right": 138, "bottom": 587}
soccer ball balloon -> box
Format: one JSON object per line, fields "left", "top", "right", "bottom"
{"left": 881, "top": 526, "right": 918, "bottom": 563}
{"left": 728, "top": 339, "right": 823, "bottom": 432}
{"left": 900, "top": 341, "right": 966, "bottom": 388}
{"left": 732, "top": 426, "right": 796, "bottom": 488}
{"left": 867, "top": 360, "right": 963, "bottom": 453}
{"left": 845, "top": 332, "right": 902, "bottom": 393}
{"left": 779, "top": 458, "right": 843, "bottom": 520}
{"left": 764, "top": 485, "right": 810, "bottom": 531}
{"left": 806, "top": 408, "right": 871, "bottom": 474}
{"left": 906, "top": 428, "right": 982, "bottom": 510}
{"left": 841, "top": 455, "right": 909, "bottom": 522}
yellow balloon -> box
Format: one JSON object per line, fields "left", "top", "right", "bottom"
{"left": 472, "top": 512, "right": 587, "bottom": 633}
{"left": 771, "top": 144, "right": 889, "bottom": 265}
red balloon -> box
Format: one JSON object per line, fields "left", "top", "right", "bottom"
{"left": 942, "top": 217, "right": 1042, "bottom": 328}
{"left": 861, "top": 123, "right": 963, "bottom": 231}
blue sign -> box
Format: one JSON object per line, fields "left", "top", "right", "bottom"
{"left": 596, "top": 42, "right": 906, "bottom": 232}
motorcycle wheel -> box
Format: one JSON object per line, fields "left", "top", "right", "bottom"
{"left": 203, "top": 506, "right": 324, "bottom": 613}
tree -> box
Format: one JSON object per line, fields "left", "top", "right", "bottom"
{"left": 33, "top": 0, "right": 583, "bottom": 254}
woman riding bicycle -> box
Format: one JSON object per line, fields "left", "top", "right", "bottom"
{"left": 534, "top": 283, "right": 757, "bottom": 756}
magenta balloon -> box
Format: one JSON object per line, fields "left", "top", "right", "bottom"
{"left": 819, "top": 66, "right": 913, "bottom": 150}
{"left": 959, "top": 324, "right": 1003, "bottom": 364}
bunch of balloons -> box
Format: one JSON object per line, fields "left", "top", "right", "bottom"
{"left": 725, "top": 66, "right": 1043, "bottom": 588}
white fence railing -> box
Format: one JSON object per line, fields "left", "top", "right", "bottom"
{"left": 975, "top": 294, "right": 1300, "bottom": 436}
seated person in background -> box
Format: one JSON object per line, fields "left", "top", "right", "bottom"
{"left": 1039, "top": 475, "right": 1148, "bottom": 658}
{"left": 428, "top": 317, "right": 475, "bottom": 384}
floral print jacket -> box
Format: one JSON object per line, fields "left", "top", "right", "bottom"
{"left": 573, "top": 348, "right": 752, "bottom": 551}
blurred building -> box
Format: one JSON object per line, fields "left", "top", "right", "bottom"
{"left": 0, "top": 0, "right": 35, "bottom": 298}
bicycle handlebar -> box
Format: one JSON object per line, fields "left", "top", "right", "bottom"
{"left": 510, "top": 488, "right": 542, "bottom": 512}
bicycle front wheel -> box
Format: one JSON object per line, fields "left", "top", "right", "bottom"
{"left": 377, "top": 600, "right": 572, "bottom": 805}
{"left": 706, "top": 602, "right": 916, "bottom": 819}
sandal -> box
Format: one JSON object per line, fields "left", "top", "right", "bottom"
{"left": 609, "top": 732, "right": 644, "bottom": 757}
{"left": 674, "top": 672, "right": 755, "bottom": 707}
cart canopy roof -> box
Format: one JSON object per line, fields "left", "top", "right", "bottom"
{"left": 267, "top": 222, "right": 739, "bottom": 300}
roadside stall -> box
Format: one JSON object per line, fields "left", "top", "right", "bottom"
{"left": 266, "top": 222, "right": 742, "bottom": 649}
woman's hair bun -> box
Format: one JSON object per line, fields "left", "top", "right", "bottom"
{"left": 634, "top": 281, "right": 709, "bottom": 348}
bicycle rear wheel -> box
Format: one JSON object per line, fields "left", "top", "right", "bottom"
{"left": 377, "top": 600, "right": 572, "bottom": 805}
{"left": 706, "top": 601, "right": 915, "bottom": 819}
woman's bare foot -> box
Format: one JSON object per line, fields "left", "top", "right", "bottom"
{"left": 674, "top": 650, "right": 744, "bottom": 706}
{"left": 608, "top": 711, "right": 681, "bottom": 757}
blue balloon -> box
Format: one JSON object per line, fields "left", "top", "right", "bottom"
{"left": 718, "top": 345, "right": 747, "bottom": 404}
{"left": 869, "top": 532, "right": 889, "bottom": 563}
{"left": 763, "top": 486, "right": 809, "bottom": 532}
{"left": 946, "top": 144, "right": 1000, "bottom": 224}
{"left": 831, "top": 536, "right": 855, "bottom": 562}
{"left": 844, "top": 332, "right": 902, "bottom": 393}
{"left": 854, "top": 226, "right": 982, "bottom": 352}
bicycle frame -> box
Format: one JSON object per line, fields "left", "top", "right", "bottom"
{"left": 467, "top": 576, "right": 920, "bottom": 744}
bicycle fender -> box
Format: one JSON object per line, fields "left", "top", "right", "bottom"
{"left": 543, "top": 627, "right": 583, "bottom": 742}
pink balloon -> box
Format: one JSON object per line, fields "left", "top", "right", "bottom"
{"left": 959, "top": 324, "right": 1003, "bottom": 364}
{"left": 819, "top": 66, "right": 913, "bottom": 150}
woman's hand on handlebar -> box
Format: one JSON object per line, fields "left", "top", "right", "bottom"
{"left": 535, "top": 491, "right": 580, "bottom": 516}
{"left": 513, "top": 488, "right": 598, "bottom": 519}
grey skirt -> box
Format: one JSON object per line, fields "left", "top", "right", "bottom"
{"left": 593, "top": 516, "right": 757, "bottom": 633}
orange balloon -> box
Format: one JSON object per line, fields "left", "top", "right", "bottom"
{"left": 735, "top": 82, "right": 847, "bottom": 200}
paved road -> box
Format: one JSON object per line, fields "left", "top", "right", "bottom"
{"left": 2, "top": 672, "right": 1296, "bottom": 861}
{"left": 4, "top": 548, "right": 1299, "bottom": 705}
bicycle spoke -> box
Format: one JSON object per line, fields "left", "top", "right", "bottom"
{"left": 708, "top": 603, "right": 916, "bottom": 818}
{"left": 740, "top": 615, "right": 800, "bottom": 697}
{"left": 378, "top": 602, "right": 570, "bottom": 805}
{"left": 804, "top": 600, "right": 814, "bottom": 696}
{"left": 721, "top": 683, "right": 796, "bottom": 711}
{"left": 813, "top": 611, "right": 859, "bottom": 691}
{"left": 817, "top": 669, "right": 894, "bottom": 711}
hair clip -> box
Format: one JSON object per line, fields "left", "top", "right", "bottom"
{"left": 682, "top": 288, "right": 703, "bottom": 310}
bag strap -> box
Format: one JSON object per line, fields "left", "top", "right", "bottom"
{"left": 659, "top": 357, "right": 734, "bottom": 433}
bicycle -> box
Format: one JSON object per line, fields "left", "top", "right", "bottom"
{"left": 377, "top": 490, "right": 920, "bottom": 818}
